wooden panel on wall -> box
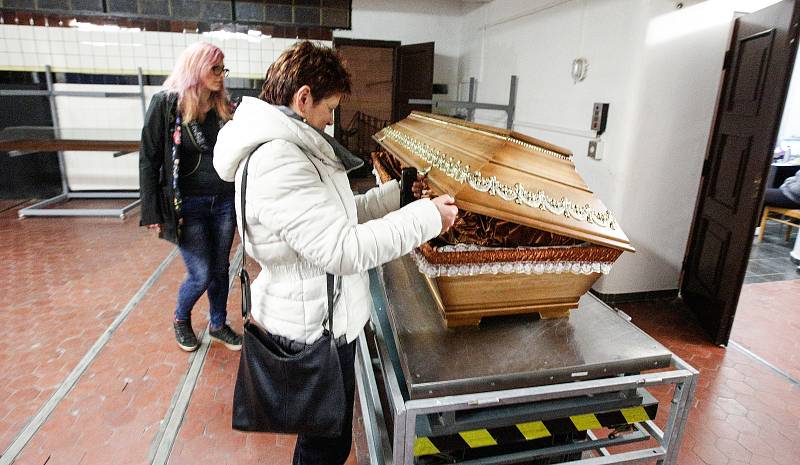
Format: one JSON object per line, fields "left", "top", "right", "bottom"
{"left": 337, "top": 45, "right": 394, "bottom": 129}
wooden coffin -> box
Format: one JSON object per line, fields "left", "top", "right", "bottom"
{"left": 372, "top": 112, "right": 634, "bottom": 327}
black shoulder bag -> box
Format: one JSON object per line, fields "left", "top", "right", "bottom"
{"left": 232, "top": 153, "right": 346, "bottom": 437}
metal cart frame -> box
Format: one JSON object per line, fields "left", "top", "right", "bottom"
{"left": 355, "top": 262, "right": 698, "bottom": 465}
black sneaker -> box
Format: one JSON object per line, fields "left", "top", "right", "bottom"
{"left": 209, "top": 324, "right": 242, "bottom": 351}
{"left": 174, "top": 319, "right": 199, "bottom": 352}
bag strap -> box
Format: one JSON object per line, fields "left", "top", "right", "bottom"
{"left": 326, "top": 273, "right": 334, "bottom": 340}
{"left": 239, "top": 150, "right": 335, "bottom": 339}
{"left": 239, "top": 154, "right": 254, "bottom": 323}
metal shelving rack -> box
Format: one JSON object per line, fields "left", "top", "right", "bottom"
{"left": 0, "top": 65, "right": 146, "bottom": 219}
{"left": 410, "top": 75, "right": 517, "bottom": 129}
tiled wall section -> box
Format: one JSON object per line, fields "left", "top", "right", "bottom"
{"left": 0, "top": 25, "right": 332, "bottom": 192}
{"left": 0, "top": 25, "right": 333, "bottom": 191}
{"left": 0, "top": 25, "right": 330, "bottom": 78}
{"left": 55, "top": 83, "right": 160, "bottom": 190}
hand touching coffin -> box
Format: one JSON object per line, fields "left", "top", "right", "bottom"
{"left": 432, "top": 194, "right": 457, "bottom": 234}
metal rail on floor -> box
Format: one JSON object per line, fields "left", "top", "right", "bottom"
{"left": 0, "top": 248, "right": 179, "bottom": 465}
{"left": 148, "top": 246, "right": 244, "bottom": 465}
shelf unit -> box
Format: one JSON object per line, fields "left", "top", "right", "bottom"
{"left": 0, "top": 65, "right": 146, "bottom": 219}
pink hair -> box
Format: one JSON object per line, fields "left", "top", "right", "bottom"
{"left": 163, "top": 42, "right": 231, "bottom": 123}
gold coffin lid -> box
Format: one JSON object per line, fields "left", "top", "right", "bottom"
{"left": 374, "top": 112, "right": 634, "bottom": 253}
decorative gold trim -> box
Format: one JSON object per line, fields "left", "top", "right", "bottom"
{"left": 409, "top": 113, "right": 572, "bottom": 161}
{"left": 380, "top": 127, "right": 617, "bottom": 230}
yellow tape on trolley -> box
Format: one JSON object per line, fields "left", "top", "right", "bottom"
{"left": 458, "top": 429, "right": 498, "bottom": 448}
{"left": 413, "top": 403, "right": 657, "bottom": 457}
{"left": 516, "top": 421, "right": 551, "bottom": 440}
{"left": 570, "top": 413, "right": 602, "bottom": 431}
{"left": 414, "top": 437, "right": 440, "bottom": 456}
{"left": 621, "top": 406, "right": 650, "bottom": 424}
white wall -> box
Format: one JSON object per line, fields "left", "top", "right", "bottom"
{"left": 604, "top": 1, "right": 739, "bottom": 294}
{"left": 334, "top": 0, "right": 468, "bottom": 101}
{"left": 460, "top": 0, "right": 746, "bottom": 294}
{"left": 55, "top": 83, "right": 162, "bottom": 190}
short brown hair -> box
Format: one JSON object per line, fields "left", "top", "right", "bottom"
{"left": 259, "top": 41, "right": 351, "bottom": 106}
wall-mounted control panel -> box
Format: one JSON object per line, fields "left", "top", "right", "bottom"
{"left": 591, "top": 102, "right": 609, "bottom": 135}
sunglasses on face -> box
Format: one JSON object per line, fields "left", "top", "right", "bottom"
{"left": 211, "top": 65, "right": 230, "bottom": 77}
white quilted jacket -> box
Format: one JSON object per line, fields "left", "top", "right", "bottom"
{"left": 214, "top": 97, "right": 442, "bottom": 344}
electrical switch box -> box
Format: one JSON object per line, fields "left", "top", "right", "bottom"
{"left": 591, "top": 103, "right": 609, "bottom": 135}
{"left": 588, "top": 139, "right": 603, "bottom": 160}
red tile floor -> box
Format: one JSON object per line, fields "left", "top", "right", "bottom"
{"left": 0, "top": 196, "right": 798, "bottom": 465}
{"left": 615, "top": 280, "right": 800, "bottom": 465}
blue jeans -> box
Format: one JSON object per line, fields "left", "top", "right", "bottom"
{"left": 175, "top": 192, "right": 236, "bottom": 330}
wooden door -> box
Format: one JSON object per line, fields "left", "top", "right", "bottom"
{"left": 333, "top": 39, "right": 398, "bottom": 160}
{"left": 335, "top": 39, "right": 398, "bottom": 132}
{"left": 393, "top": 42, "right": 434, "bottom": 121}
{"left": 681, "top": 0, "right": 800, "bottom": 345}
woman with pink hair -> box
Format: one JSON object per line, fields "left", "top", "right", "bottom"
{"left": 139, "top": 42, "right": 242, "bottom": 352}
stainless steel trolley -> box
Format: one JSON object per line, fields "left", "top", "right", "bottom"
{"left": 355, "top": 256, "right": 698, "bottom": 465}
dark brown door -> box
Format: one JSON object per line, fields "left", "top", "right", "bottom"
{"left": 681, "top": 0, "right": 800, "bottom": 345}
{"left": 333, "top": 38, "right": 399, "bottom": 147}
{"left": 393, "top": 42, "right": 434, "bottom": 121}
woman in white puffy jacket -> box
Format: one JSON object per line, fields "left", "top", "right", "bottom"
{"left": 213, "top": 41, "right": 457, "bottom": 465}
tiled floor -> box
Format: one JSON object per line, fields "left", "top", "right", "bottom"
{"left": 1, "top": 192, "right": 798, "bottom": 465}
{"left": 0, "top": 200, "right": 365, "bottom": 465}
{"left": 746, "top": 221, "right": 799, "bottom": 284}
{"left": 731, "top": 279, "right": 800, "bottom": 382}
{"left": 0, "top": 200, "right": 175, "bottom": 459}
{"left": 617, "top": 278, "right": 800, "bottom": 465}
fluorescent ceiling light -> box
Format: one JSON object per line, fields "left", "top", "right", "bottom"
{"left": 68, "top": 19, "right": 141, "bottom": 32}
{"left": 79, "top": 41, "right": 143, "bottom": 47}
{"left": 202, "top": 29, "right": 270, "bottom": 43}
{"left": 731, "top": 0, "right": 782, "bottom": 13}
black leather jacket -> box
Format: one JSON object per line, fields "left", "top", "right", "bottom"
{"left": 139, "top": 91, "right": 180, "bottom": 244}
